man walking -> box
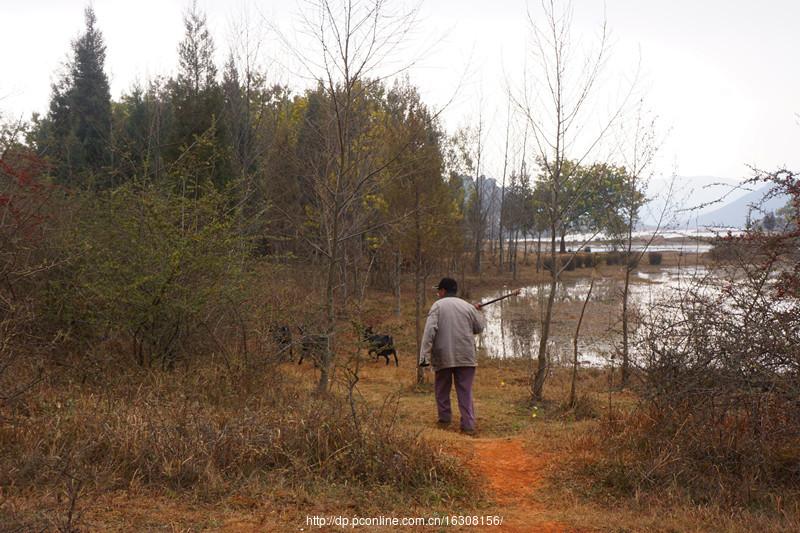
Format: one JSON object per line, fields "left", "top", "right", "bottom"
{"left": 419, "top": 277, "right": 485, "bottom": 434}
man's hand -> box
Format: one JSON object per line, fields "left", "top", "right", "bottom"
{"left": 474, "top": 303, "right": 482, "bottom": 310}
{"left": 418, "top": 355, "right": 431, "bottom": 367}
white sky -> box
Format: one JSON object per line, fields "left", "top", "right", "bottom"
{"left": 2, "top": 0, "right": 799, "bottom": 181}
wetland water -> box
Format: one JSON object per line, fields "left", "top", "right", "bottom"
{"left": 476, "top": 266, "right": 709, "bottom": 367}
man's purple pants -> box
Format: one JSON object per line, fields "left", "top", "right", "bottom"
{"left": 434, "top": 366, "right": 476, "bottom": 431}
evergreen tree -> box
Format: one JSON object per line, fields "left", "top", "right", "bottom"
{"left": 167, "top": 1, "right": 230, "bottom": 189}
{"left": 33, "top": 6, "right": 112, "bottom": 186}
{"left": 177, "top": 1, "right": 217, "bottom": 97}
{"left": 71, "top": 6, "right": 112, "bottom": 174}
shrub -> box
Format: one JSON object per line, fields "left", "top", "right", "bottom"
{"left": 577, "top": 252, "right": 597, "bottom": 268}
{"left": 543, "top": 255, "right": 577, "bottom": 272}
{"left": 45, "top": 183, "right": 249, "bottom": 368}
{"left": 599, "top": 168, "right": 800, "bottom": 506}
{"left": 0, "top": 143, "right": 58, "bottom": 403}
{"left": 708, "top": 240, "right": 742, "bottom": 262}
{"left": 557, "top": 394, "right": 600, "bottom": 421}
{"left": 573, "top": 254, "right": 584, "bottom": 269}
{"left": 605, "top": 252, "right": 621, "bottom": 265}
{"left": 647, "top": 251, "right": 663, "bottom": 265}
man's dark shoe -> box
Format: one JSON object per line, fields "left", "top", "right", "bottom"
{"left": 436, "top": 420, "right": 451, "bottom": 429}
{"left": 460, "top": 427, "right": 477, "bottom": 436}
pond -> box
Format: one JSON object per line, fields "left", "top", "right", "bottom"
{"left": 476, "top": 265, "right": 709, "bottom": 367}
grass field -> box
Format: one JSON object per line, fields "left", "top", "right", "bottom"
{"left": 3, "top": 251, "right": 799, "bottom": 531}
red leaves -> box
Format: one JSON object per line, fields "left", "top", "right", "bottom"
{"left": 1, "top": 149, "right": 54, "bottom": 244}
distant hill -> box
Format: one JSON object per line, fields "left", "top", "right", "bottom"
{"left": 641, "top": 176, "right": 748, "bottom": 227}
{"left": 691, "top": 184, "right": 790, "bottom": 228}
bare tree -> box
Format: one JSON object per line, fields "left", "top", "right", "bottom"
{"left": 449, "top": 118, "right": 493, "bottom": 275}
{"left": 497, "top": 101, "right": 512, "bottom": 273}
{"left": 611, "top": 102, "right": 670, "bottom": 388}
{"left": 276, "top": 0, "right": 419, "bottom": 393}
{"left": 515, "top": 0, "right": 632, "bottom": 402}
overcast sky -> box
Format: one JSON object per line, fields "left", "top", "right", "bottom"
{"left": 2, "top": 0, "right": 798, "bottom": 182}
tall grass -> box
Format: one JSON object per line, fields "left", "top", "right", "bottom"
{"left": 0, "top": 360, "right": 473, "bottom": 505}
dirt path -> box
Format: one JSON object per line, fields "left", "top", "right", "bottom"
{"left": 465, "top": 437, "right": 578, "bottom": 533}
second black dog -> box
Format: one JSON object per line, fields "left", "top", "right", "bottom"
{"left": 363, "top": 326, "right": 398, "bottom": 366}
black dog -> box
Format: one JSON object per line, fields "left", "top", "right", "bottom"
{"left": 363, "top": 326, "right": 398, "bottom": 366}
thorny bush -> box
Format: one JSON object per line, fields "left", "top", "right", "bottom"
{"left": 44, "top": 181, "right": 249, "bottom": 369}
{"left": 599, "top": 170, "right": 800, "bottom": 505}
{"left": 0, "top": 134, "right": 57, "bottom": 407}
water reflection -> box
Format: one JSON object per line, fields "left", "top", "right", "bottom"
{"left": 477, "top": 266, "right": 708, "bottom": 367}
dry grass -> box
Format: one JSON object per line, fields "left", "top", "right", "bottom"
{"left": 353, "top": 256, "right": 800, "bottom": 532}
{"left": 0, "top": 355, "right": 475, "bottom": 531}
{"left": 6, "top": 252, "right": 796, "bottom": 532}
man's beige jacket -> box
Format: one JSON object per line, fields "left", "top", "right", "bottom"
{"left": 419, "top": 296, "right": 486, "bottom": 371}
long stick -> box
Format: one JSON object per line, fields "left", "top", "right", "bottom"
{"left": 477, "top": 289, "right": 521, "bottom": 308}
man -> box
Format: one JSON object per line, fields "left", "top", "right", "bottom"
{"left": 419, "top": 277, "right": 485, "bottom": 434}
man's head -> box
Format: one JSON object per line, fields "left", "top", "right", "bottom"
{"left": 435, "top": 277, "right": 458, "bottom": 298}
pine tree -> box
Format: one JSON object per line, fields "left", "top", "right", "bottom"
{"left": 34, "top": 6, "right": 112, "bottom": 186}
{"left": 167, "top": 0, "right": 229, "bottom": 189}
{"left": 177, "top": 1, "right": 217, "bottom": 97}
{"left": 71, "top": 6, "right": 112, "bottom": 174}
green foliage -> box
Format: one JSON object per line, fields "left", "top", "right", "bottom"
{"left": 533, "top": 160, "right": 642, "bottom": 239}
{"left": 47, "top": 182, "right": 248, "bottom": 368}
{"left": 504, "top": 169, "right": 536, "bottom": 237}
{"left": 378, "top": 79, "right": 463, "bottom": 267}
{"left": 32, "top": 7, "right": 112, "bottom": 186}
{"left": 110, "top": 82, "right": 174, "bottom": 184}
{"left": 167, "top": 3, "right": 231, "bottom": 190}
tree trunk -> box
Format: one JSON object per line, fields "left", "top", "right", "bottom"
{"left": 523, "top": 232, "right": 529, "bottom": 265}
{"left": 414, "top": 187, "right": 425, "bottom": 384}
{"left": 394, "top": 250, "right": 402, "bottom": 317}
{"left": 512, "top": 229, "right": 519, "bottom": 281}
{"left": 532, "top": 230, "right": 558, "bottom": 402}
{"left": 507, "top": 232, "right": 514, "bottom": 271}
{"left": 320, "top": 226, "right": 338, "bottom": 394}
{"left": 342, "top": 248, "right": 348, "bottom": 306}
{"left": 461, "top": 252, "right": 466, "bottom": 294}
{"left": 621, "top": 265, "right": 632, "bottom": 388}
{"left": 498, "top": 217, "right": 505, "bottom": 272}
{"left": 489, "top": 217, "right": 495, "bottom": 264}
{"left": 570, "top": 274, "right": 595, "bottom": 407}
{"left": 498, "top": 109, "right": 510, "bottom": 273}
{"left": 474, "top": 224, "right": 482, "bottom": 274}
{"left": 536, "top": 232, "right": 542, "bottom": 272}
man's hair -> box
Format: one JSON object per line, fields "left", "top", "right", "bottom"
{"left": 435, "top": 277, "right": 458, "bottom": 294}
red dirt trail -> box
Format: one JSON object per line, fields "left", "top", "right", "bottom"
{"left": 465, "top": 437, "right": 582, "bottom": 533}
